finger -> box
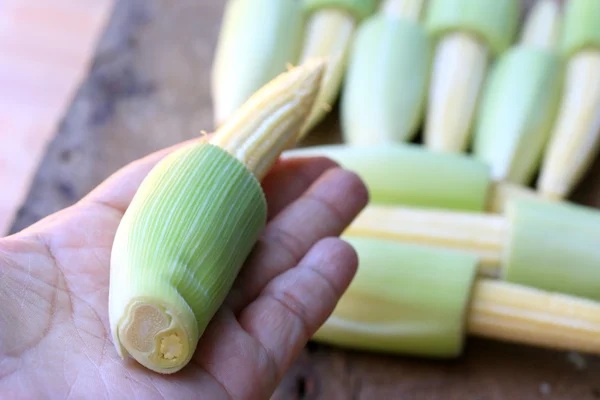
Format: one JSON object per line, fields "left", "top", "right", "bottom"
{"left": 226, "top": 168, "right": 369, "bottom": 313}
{"left": 261, "top": 156, "right": 339, "bottom": 221}
{"left": 80, "top": 135, "right": 210, "bottom": 214}
{"left": 238, "top": 237, "right": 359, "bottom": 389}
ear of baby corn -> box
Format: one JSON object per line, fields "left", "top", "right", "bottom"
{"left": 472, "top": 0, "right": 563, "bottom": 185}
{"left": 312, "top": 237, "right": 479, "bottom": 358}
{"left": 423, "top": 0, "right": 520, "bottom": 153}
{"left": 502, "top": 197, "right": 600, "bottom": 302}
{"left": 211, "top": 0, "right": 304, "bottom": 127}
{"left": 467, "top": 279, "right": 600, "bottom": 356}
{"left": 472, "top": 49, "right": 562, "bottom": 184}
{"left": 536, "top": 0, "right": 600, "bottom": 200}
{"left": 282, "top": 143, "right": 491, "bottom": 211}
{"left": 109, "top": 61, "right": 325, "bottom": 374}
{"left": 345, "top": 205, "right": 506, "bottom": 277}
{"left": 297, "top": 0, "right": 374, "bottom": 135}
{"left": 340, "top": 3, "right": 431, "bottom": 145}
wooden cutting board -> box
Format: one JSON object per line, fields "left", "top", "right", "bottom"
{"left": 9, "top": 0, "right": 600, "bottom": 399}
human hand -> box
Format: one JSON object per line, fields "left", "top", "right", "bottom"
{"left": 0, "top": 137, "right": 368, "bottom": 400}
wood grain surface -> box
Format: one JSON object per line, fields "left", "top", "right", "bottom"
{"left": 9, "top": 0, "right": 600, "bottom": 399}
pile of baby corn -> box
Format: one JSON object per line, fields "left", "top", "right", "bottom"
{"left": 106, "top": 0, "right": 600, "bottom": 374}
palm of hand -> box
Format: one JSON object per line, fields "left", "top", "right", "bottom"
{"left": 0, "top": 141, "right": 368, "bottom": 400}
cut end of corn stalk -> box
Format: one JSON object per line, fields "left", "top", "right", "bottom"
{"left": 519, "top": 0, "right": 562, "bottom": 50}
{"left": 381, "top": 0, "right": 426, "bottom": 20}
{"left": 109, "top": 63, "right": 325, "bottom": 374}
{"left": 536, "top": 50, "right": 600, "bottom": 200}
{"left": 298, "top": 8, "right": 356, "bottom": 136}
{"left": 467, "top": 279, "right": 600, "bottom": 356}
{"left": 424, "top": 32, "right": 489, "bottom": 153}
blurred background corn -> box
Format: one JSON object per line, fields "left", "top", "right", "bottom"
{"left": 345, "top": 205, "right": 506, "bottom": 277}
{"left": 313, "top": 237, "right": 600, "bottom": 358}
{"left": 471, "top": 0, "right": 563, "bottom": 185}
{"left": 211, "top": 0, "right": 304, "bottom": 127}
{"left": 340, "top": 0, "right": 431, "bottom": 144}
{"left": 536, "top": 0, "right": 600, "bottom": 200}
{"left": 423, "top": 0, "right": 520, "bottom": 153}
{"left": 341, "top": 196, "right": 600, "bottom": 301}
{"left": 283, "top": 143, "right": 538, "bottom": 212}
{"left": 298, "top": 0, "right": 378, "bottom": 136}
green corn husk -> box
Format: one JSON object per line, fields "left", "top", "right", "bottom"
{"left": 340, "top": 13, "right": 432, "bottom": 144}
{"left": 211, "top": 0, "right": 304, "bottom": 126}
{"left": 109, "top": 144, "right": 267, "bottom": 373}
{"left": 282, "top": 143, "right": 491, "bottom": 211}
{"left": 303, "top": 0, "right": 379, "bottom": 21}
{"left": 108, "top": 61, "right": 325, "bottom": 374}
{"left": 424, "top": 0, "right": 520, "bottom": 56}
{"left": 472, "top": 47, "right": 563, "bottom": 185}
{"left": 312, "top": 236, "right": 478, "bottom": 358}
{"left": 503, "top": 198, "right": 600, "bottom": 301}
{"left": 561, "top": 0, "right": 600, "bottom": 58}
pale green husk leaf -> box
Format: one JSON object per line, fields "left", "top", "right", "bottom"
{"left": 283, "top": 143, "right": 491, "bottom": 211}
{"left": 561, "top": 0, "right": 600, "bottom": 58}
{"left": 211, "top": 0, "right": 304, "bottom": 126}
{"left": 503, "top": 197, "right": 600, "bottom": 301}
{"left": 425, "top": 0, "right": 520, "bottom": 56}
{"left": 341, "top": 14, "right": 431, "bottom": 144}
{"left": 472, "top": 47, "right": 563, "bottom": 185}
{"left": 109, "top": 143, "right": 267, "bottom": 372}
{"left": 312, "top": 236, "right": 478, "bottom": 357}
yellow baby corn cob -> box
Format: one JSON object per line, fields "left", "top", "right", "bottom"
{"left": 345, "top": 205, "right": 507, "bottom": 277}
{"left": 423, "top": 0, "right": 520, "bottom": 153}
{"left": 472, "top": 0, "right": 563, "bottom": 185}
{"left": 537, "top": 0, "right": 600, "bottom": 200}
{"left": 211, "top": 0, "right": 304, "bottom": 127}
{"left": 344, "top": 196, "right": 600, "bottom": 301}
{"left": 313, "top": 237, "right": 600, "bottom": 359}
{"left": 340, "top": 0, "right": 431, "bottom": 144}
{"left": 109, "top": 61, "right": 325, "bottom": 374}
{"left": 298, "top": 0, "right": 378, "bottom": 135}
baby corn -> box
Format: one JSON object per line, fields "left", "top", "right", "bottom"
{"left": 298, "top": 0, "right": 377, "bottom": 135}
{"left": 282, "top": 143, "right": 538, "bottom": 213}
{"left": 423, "top": 0, "right": 520, "bottom": 153}
{"left": 472, "top": 0, "right": 563, "bottom": 185}
{"left": 211, "top": 0, "right": 304, "bottom": 127}
{"left": 313, "top": 237, "right": 600, "bottom": 358}
{"left": 341, "top": 0, "right": 431, "bottom": 144}
{"left": 537, "top": 0, "right": 600, "bottom": 200}
{"left": 109, "top": 61, "right": 325, "bottom": 374}
{"left": 344, "top": 197, "right": 600, "bottom": 301}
